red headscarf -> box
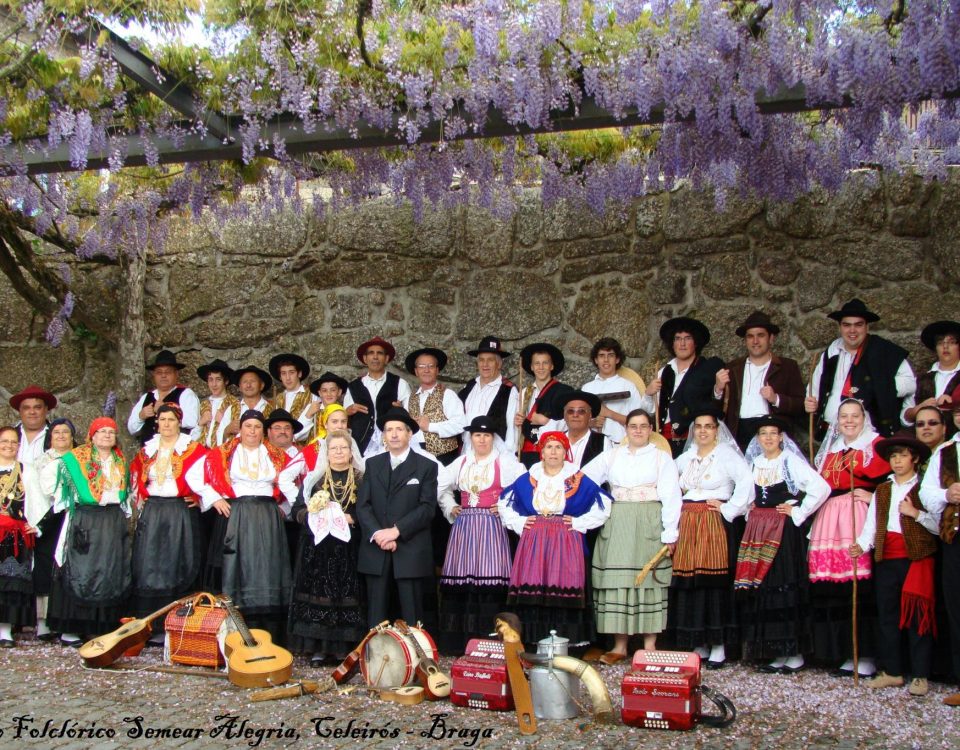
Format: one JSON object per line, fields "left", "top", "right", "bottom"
{"left": 87, "top": 417, "right": 118, "bottom": 441}
{"left": 537, "top": 431, "right": 572, "bottom": 462}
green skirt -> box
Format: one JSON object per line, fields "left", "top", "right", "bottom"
{"left": 592, "top": 501, "right": 671, "bottom": 635}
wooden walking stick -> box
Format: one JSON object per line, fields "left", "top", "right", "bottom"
{"left": 849, "top": 456, "right": 860, "bottom": 687}
{"left": 516, "top": 366, "right": 527, "bottom": 457}
{"left": 807, "top": 352, "right": 820, "bottom": 464}
{"left": 653, "top": 360, "right": 662, "bottom": 433}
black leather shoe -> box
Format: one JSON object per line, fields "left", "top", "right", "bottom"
{"left": 757, "top": 663, "right": 783, "bottom": 674}
{"left": 0, "top": 639, "right": 14, "bottom": 649}
{"left": 310, "top": 654, "right": 326, "bottom": 668}
{"left": 60, "top": 638, "right": 82, "bottom": 648}
{"left": 781, "top": 663, "right": 805, "bottom": 674}
{"left": 36, "top": 631, "right": 60, "bottom": 642}
{"left": 705, "top": 659, "right": 726, "bottom": 670}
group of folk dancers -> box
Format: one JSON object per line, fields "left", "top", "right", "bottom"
{"left": 1, "top": 298, "right": 959, "bottom": 705}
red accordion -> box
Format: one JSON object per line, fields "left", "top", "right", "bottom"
{"left": 450, "top": 638, "right": 514, "bottom": 711}
{"left": 621, "top": 650, "right": 735, "bottom": 730}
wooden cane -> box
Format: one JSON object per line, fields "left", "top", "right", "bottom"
{"left": 807, "top": 352, "right": 820, "bottom": 464}
{"left": 653, "top": 360, "right": 662, "bottom": 433}
{"left": 516, "top": 366, "right": 527, "bottom": 458}
{"left": 251, "top": 679, "right": 334, "bottom": 702}
{"left": 849, "top": 457, "right": 859, "bottom": 687}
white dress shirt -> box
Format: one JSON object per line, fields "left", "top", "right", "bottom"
{"left": 856, "top": 474, "right": 940, "bottom": 551}
{"left": 408, "top": 385, "right": 466, "bottom": 448}
{"left": 901, "top": 361, "right": 960, "bottom": 425}
{"left": 281, "top": 386, "right": 320, "bottom": 441}
{"left": 497, "top": 462, "right": 611, "bottom": 535}
{"left": 190, "top": 395, "right": 239, "bottom": 446}
{"left": 461, "top": 375, "right": 519, "bottom": 451}
{"left": 919, "top": 440, "right": 956, "bottom": 519}
{"left": 17, "top": 424, "right": 48, "bottom": 465}
{"left": 810, "top": 339, "right": 915, "bottom": 426}
{"left": 583, "top": 443, "right": 683, "bottom": 543}
{"left": 582, "top": 373, "right": 653, "bottom": 444}
{"left": 675, "top": 443, "right": 754, "bottom": 523}
{"left": 127, "top": 387, "right": 201, "bottom": 436}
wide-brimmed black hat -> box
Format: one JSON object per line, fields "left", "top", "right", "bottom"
{"left": 231, "top": 366, "right": 272, "bottom": 391}
{"left": 466, "top": 415, "right": 499, "bottom": 434}
{"left": 687, "top": 406, "right": 724, "bottom": 424}
{"left": 557, "top": 389, "right": 601, "bottom": 418}
{"left": 751, "top": 414, "right": 792, "bottom": 435}
{"left": 876, "top": 430, "right": 932, "bottom": 463}
{"left": 264, "top": 408, "right": 304, "bottom": 434}
{"left": 659, "top": 317, "right": 711, "bottom": 351}
{"left": 309, "top": 371, "right": 349, "bottom": 396}
{"left": 735, "top": 311, "right": 781, "bottom": 338}
{"left": 268, "top": 353, "right": 310, "bottom": 380}
{"left": 519, "top": 343, "right": 565, "bottom": 377}
{"left": 468, "top": 336, "right": 512, "bottom": 358}
{"left": 197, "top": 359, "right": 234, "bottom": 382}
{"left": 404, "top": 347, "right": 448, "bottom": 375}
{"left": 920, "top": 320, "right": 960, "bottom": 351}
{"left": 827, "top": 298, "right": 880, "bottom": 323}
{"left": 146, "top": 349, "right": 186, "bottom": 371}
{"left": 377, "top": 406, "right": 420, "bottom": 434}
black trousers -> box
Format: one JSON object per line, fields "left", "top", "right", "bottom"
{"left": 943, "top": 541, "right": 960, "bottom": 683}
{"left": 875, "top": 557, "right": 932, "bottom": 679}
{"left": 365, "top": 555, "right": 424, "bottom": 628}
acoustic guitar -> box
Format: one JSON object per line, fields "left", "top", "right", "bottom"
{"left": 331, "top": 620, "right": 389, "bottom": 685}
{"left": 221, "top": 597, "right": 294, "bottom": 688}
{"left": 394, "top": 619, "right": 451, "bottom": 700}
{"left": 79, "top": 597, "right": 188, "bottom": 668}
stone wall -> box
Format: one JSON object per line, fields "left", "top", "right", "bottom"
{"left": 1, "top": 167, "right": 958, "bottom": 435}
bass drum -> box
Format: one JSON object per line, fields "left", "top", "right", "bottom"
{"left": 360, "top": 625, "right": 439, "bottom": 688}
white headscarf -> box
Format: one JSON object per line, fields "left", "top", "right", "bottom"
{"left": 814, "top": 398, "right": 878, "bottom": 471}
{"left": 301, "top": 430, "right": 365, "bottom": 500}
{"left": 745, "top": 431, "right": 808, "bottom": 495}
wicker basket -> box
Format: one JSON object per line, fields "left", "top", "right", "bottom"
{"left": 164, "top": 592, "right": 230, "bottom": 668}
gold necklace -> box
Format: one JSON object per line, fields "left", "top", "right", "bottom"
{"left": 463, "top": 458, "right": 492, "bottom": 506}
{"left": 238, "top": 446, "right": 261, "bottom": 480}
{"left": 154, "top": 445, "right": 174, "bottom": 486}
{"left": 0, "top": 463, "right": 21, "bottom": 512}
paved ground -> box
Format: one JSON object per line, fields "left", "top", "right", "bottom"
{"left": 0, "top": 635, "right": 957, "bottom": 749}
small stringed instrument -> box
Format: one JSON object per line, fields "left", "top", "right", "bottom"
{"left": 221, "top": 597, "right": 294, "bottom": 688}
{"left": 394, "top": 620, "right": 450, "bottom": 700}
{"left": 380, "top": 686, "right": 425, "bottom": 705}
{"left": 331, "top": 620, "right": 389, "bottom": 684}
{"left": 79, "top": 597, "right": 188, "bottom": 668}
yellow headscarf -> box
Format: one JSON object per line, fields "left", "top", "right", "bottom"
{"left": 314, "top": 403, "right": 348, "bottom": 442}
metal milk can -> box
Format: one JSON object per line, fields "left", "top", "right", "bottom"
{"left": 529, "top": 630, "right": 580, "bottom": 719}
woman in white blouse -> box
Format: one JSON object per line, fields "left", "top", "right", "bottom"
{"left": 499, "top": 431, "right": 611, "bottom": 645}
{"left": 436, "top": 415, "right": 525, "bottom": 652}
{"left": 736, "top": 416, "right": 830, "bottom": 674}
{"left": 671, "top": 408, "right": 753, "bottom": 668}
{"left": 128, "top": 404, "right": 208, "bottom": 626}
{"left": 583, "top": 409, "right": 682, "bottom": 665}
{"left": 201, "top": 409, "right": 300, "bottom": 640}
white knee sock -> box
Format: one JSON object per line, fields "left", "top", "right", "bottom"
{"left": 784, "top": 654, "right": 804, "bottom": 669}
{"left": 769, "top": 656, "right": 787, "bottom": 668}
{"left": 709, "top": 644, "right": 726, "bottom": 663}
{"left": 0, "top": 622, "right": 12, "bottom": 640}
{"left": 694, "top": 645, "right": 710, "bottom": 658}
{"left": 35, "top": 617, "right": 50, "bottom": 636}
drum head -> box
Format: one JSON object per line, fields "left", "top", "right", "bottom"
{"left": 362, "top": 630, "right": 415, "bottom": 688}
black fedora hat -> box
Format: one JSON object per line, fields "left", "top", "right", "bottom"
{"left": 557, "top": 389, "right": 602, "bottom": 418}
{"left": 309, "top": 371, "right": 349, "bottom": 396}
{"left": 147, "top": 349, "right": 186, "bottom": 371}
{"left": 466, "top": 415, "right": 499, "bottom": 434}
{"left": 875, "top": 430, "right": 932, "bottom": 464}
{"left": 519, "top": 343, "right": 565, "bottom": 377}
{"left": 751, "top": 414, "right": 792, "bottom": 435}
{"left": 268, "top": 353, "right": 310, "bottom": 380}
{"left": 404, "top": 347, "right": 449, "bottom": 375}
{"left": 197, "top": 359, "right": 234, "bottom": 382}
{"left": 231, "top": 365, "right": 273, "bottom": 391}
{"left": 920, "top": 320, "right": 960, "bottom": 351}
{"left": 659, "top": 317, "right": 711, "bottom": 351}
{"left": 735, "top": 311, "right": 781, "bottom": 338}
{"left": 827, "top": 298, "right": 880, "bottom": 323}
{"left": 376, "top": 406, "right": 420, "bottom": 434}
{"left": 264, "top": 408, "right": 304, "bottom": 434}
{"left": 687, "top": 406, "right": 724, "bottom": 424}
{"left": 468, "top": 336, "right": 512, "bottom": 358}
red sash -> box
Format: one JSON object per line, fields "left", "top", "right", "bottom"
{"left": 522, "top": 379, "right": 560, "bottom": 453}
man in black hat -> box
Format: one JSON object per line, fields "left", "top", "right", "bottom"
{"left": 552, "top": 390, "right": 608, "bottom": 469}
{"left": 515, "top": 343, "right": 574, "bottom": 468}
{"left": 902, "top": 321, "right": 960, "bottom": 427}
{"left": 192, "top": 359, "right": 241, "bottom": 448}
{"left": 805, "top": 298, "right": 915, "bottom": 438}
{"left": 344, "top": 336, "right": 411, "bottom": 458}
{"left": 404, "top": 347, "right": 464, "bottom": 466}
{"left": 356, "top": 407, "right": 438, "bottom": 627}
{"left": 581, "top": 337, "right": 651, "bottom": 447}
{"left": 712, "top": 311, "right": 806, "bottom": 450}
{"left": 648, "top": 318, "right": 724, "bottom": 457}
{"left": 225, "top": 365, "right": 274, "bottom": 438}
{"left": 127, "top": 350, "right": 199, "bottom": 445}
{"left": 310, "top": 371, "right": 349, "bottom": 408}
{"left": 459, "top": 336, "right": 519, "bottom": 451}
{"left": 265, "top": 408, "right": 304, "bottom": 458}
{"left": 269, "top": 353, "right": 319, "bottom": 444}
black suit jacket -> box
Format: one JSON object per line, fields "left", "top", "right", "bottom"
{"left": 718, "top": 355, "right": 806, "bottom": 436}
{"left": 356, "top": 450, "right": 438, "bottom": 579}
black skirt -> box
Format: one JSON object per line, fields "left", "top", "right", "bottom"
{"left": 810, "top": 578, "right": 878, "bottom": 664}
{"left": 0, "top": 514, "right": 35, "bottom": 628}
{"left": 32, "top": 509, "right": 64, "bottom": 597}
{"left": 288, "top": 529, "right": 366, "bottom": 656}
{"left": 203, "top": 496, "right": 291, "bottom": 615}
{"left": 130, "top": 496, "right": 204, "bottom": 617}
{"left": 48, "top": 504, "right": 131, "bottom": 635}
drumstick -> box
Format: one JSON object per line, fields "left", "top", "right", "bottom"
{"left": 635, "top": 544, "right": 670, "bottom": 586}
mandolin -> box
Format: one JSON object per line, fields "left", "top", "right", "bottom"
{"left": 331, "top": 620, "right": 389, "bottom": 685}
{"left": 394, "top": 620, "right": 451, "bottom": 701}
{"left": 79, "top": 597, "right": 188, "bottom": 668}
{"left": 221, "top": 597, "right": 294, "bottom": 688}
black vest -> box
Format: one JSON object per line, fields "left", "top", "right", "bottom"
{"left": 348, "top": 373, "right": 401, "bottom": 452}
{"left": 657, "top": 357, "right": 724, "bottom": 436}
{"left": 816, "top": 335, "right": 908, "bottom": 439}
{"left": 137, "top": 386, "right": 187, "bottom": 445}
{"left": 578, "top": 430, "right": 606, "bottom": 469}
{"left": 458, "top": 379, "right": 515, "bottom": 441}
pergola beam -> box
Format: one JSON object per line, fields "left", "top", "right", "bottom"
{"left": 6, "top": 84, "right": 958, "bottom": 176}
